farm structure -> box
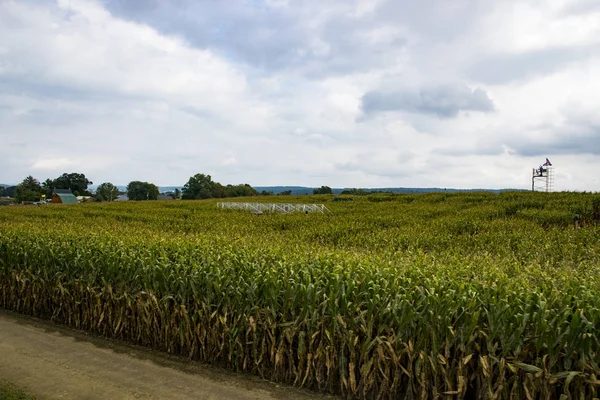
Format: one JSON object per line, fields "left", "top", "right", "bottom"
{"left": 52, "top": 189, "right": 78, "bottom": 204}
{"left": 532, "top": 158, "right": 554, "bottom": 192}
{"left": 217, "top": 202, "right": 329, "bottom": 214}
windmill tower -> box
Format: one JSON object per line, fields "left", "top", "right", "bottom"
{"left": 532, "top": 158, "right": 554, "bottom": 192}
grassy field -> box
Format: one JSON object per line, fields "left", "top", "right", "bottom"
{"left": 1, "top": 192, "right": 599, "bottom": 399}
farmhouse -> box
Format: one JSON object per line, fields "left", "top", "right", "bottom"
{"left": 52, "top": 189, "right": 78, "bottom": 204}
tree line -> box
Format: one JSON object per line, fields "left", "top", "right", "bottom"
{"left": 1, "top": 172, "right": 309, "bottom": 203}
{"left": 1, "top": 173, "right": 93, "bottom": 203}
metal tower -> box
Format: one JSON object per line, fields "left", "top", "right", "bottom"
{"left": 532, "top": 163, "right": 554, "bottom": 192}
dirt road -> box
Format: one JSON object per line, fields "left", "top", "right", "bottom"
{"left": 0, "top": 310, "right": 332, "bottom": 400}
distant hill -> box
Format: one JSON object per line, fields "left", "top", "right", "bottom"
{"left": 254, "top": 186, "right": 523, "bottom": 195}
{"left": 253, "top": 186, "right": 315, "bottom": 195}
{"left": 157, "top": 186, "right": 183, "bottom": 193}
{"left": 87, "top": 184, "right": 523, "bottom": 196}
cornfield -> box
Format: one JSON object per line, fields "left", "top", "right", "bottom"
{"left": 1, "top": 191, "right": 599, "bottom": 399}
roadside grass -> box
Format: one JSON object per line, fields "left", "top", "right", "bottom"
{"left": 0, "top": 381, "right": 35, "bottom": 400}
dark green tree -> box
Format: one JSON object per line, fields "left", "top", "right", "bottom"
{"left": 126, "top": 181, "right": 159, "bottom": 201}
{"left": 42, "top": 178, "right": 55, "bottom": 198}
{"left": 3, "top": 186, "right": 17, "bottom": 198}
{"left": 54, "top": 173, "right": 93, "bottom": 196}
{"left": 15, "top": 176, "right": 42, "bottom": 202}
{"left": 226, "top": 184, "right": 258, "bottom": 197}
{"left": 182, "top": 174, "right": 215, "bottom": 200}
{"left": 18, "top": 176, "right": 41, "bottom": 192}
{"left": 211, "top": 183, "right": 227, "bottom": 198}
{"left": 313, "top": 186, "right": 333, "bottom": 195}
{"left": 0, "top": 186, "right": 4, "bottom": 197}
{"left": 279, "top": 190, "right": 292, "bottom": 196}
{"left": 96, "top": 182, "right": 120, "bottom": 201}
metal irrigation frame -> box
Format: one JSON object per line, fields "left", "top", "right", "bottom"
{"left": 217, "top": 202, "right": 330, "bottom": 214}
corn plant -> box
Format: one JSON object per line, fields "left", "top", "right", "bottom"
{"left": 1, "top": 191, "right": 599, "bottom": 399}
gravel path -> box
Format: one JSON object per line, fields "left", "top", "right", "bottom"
{"left": 0, "top": 310, "right": 331, "bottom": 400}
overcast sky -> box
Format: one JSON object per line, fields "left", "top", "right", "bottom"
{"left": 1, "top": 0, "right": 599, "bottom": 190}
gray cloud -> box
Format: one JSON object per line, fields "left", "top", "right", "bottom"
{"left": 103, "top": 0, "right": 314, "bottom": 70}
{"left": 102, "top": 0, "right": 415, "bottom": 77}
{"left": 468, "top": 46, "right": 597, "bottom": 84}
{"left": 2, "top": 0, "right": 600, "bottom": 191}
{"left": 334, "top": 150, "right": 417, "bottom": 178}
{"left": 435, "top": 144, "right": 504, "bottom": 157}
{"left": 512, "top": 135, "right": 600, "bottom": 157}
{"left": 361, "top": 84, "right": 494, "bottom": 118}
{"left": 12, "top": 108, "right": 82, "bottom": 126}
{"left": 511, "top": 105, "right": 600, "bottom": 156}
{"left": 433, "top": 111, "right": 600, "bottom": 157}
{"left": 178, "top": 106, "right": 214, "bottom": 120}
{"left": 563, "top": 0, "right": 600, "bottom": 15}
{"left": 102, "top": 0, "right": 598, "bottom": 89}
{"left": 511, "top": 119, "right": 600, "bottom": 156}
{"left": 0, "top": 78, "right": 116, "bottom": 102}
{"left": 101, "top": 0, "right": 492, "bottom": 74}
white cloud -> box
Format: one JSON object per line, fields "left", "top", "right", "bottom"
{"left": 476, "top": 1, "right": 600, "bottom": 54}
{"left": 221, "top": 156, "right": 238, "bottom": 167}
{"left": 0, "top": 0, "right": 249, "bottom": 108}
{"left": 351, "top": 0, "right": 382, "bottom": 18}
{"left": 0, "top": 0, "right": 599, "bottom": 191}
{"left": 31, "top": 157, "right": 74, "bottom": 170}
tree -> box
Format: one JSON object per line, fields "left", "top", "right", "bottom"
{"left": 96, "top": 182, "right": 120, "bottom": 201}
{"left": 211, "top": 183, "right": 227, "bottom": 198}
{"left": 340, "top": 188, "right": 368, "bottom": 195}
{"left": 42, "top": 178, "right": 55, "bottom": 198}
{"left": 279, "top": 190, "right": 292, "bottom": 196}
{"left": 3, "top": 186, "right": 17, "bottom": 198}
{"left": 182, "top": 174, "right": 215, "bottom": 200}
{"left": 126, "top": 181, "right": 159, "bottom": 201}
{"left": 0, "top": 186, "right": 4, "bottom": 197}
{"left": 19, "top": 176, "right": 41, "bottom": 192}
{"left": 313, "top": 186, "right": 333, "bottom": 195}
{"left": 225, "top": 183, "right": 257, "bottom": 197}
{"left": 15, "top": 176, "right": 42, "bottom": 202}
{"left": 54, "top": 173, "right": 93, "bottom": 196}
